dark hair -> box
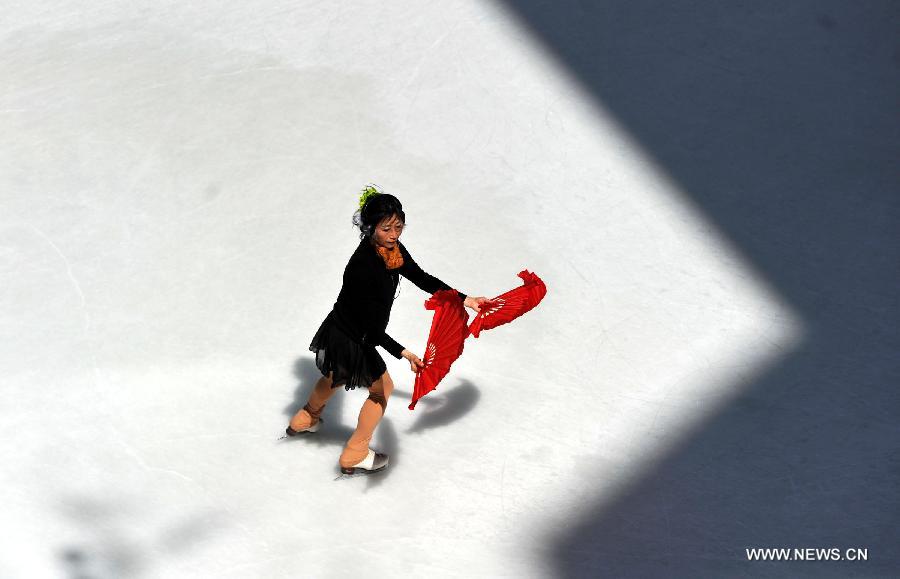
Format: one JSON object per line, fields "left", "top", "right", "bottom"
{"left": 353, "top": 193, "right": 405, "bottom": 240}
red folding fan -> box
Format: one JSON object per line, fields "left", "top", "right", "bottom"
{"left": 468, "top": 270, "right": 547, "bottom": 338}
{"left": 409, "top": 289, "right": 470, "bottom": 410}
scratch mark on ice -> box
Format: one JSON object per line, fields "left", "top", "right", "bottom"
{"left": 30, "top": 225, "right": 105, "bottom": 386}
{"left": 30, "top": 225, "right": 87, "bottom": 317}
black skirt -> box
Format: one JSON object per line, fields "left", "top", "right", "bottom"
{"left": 308, "top": 311, "right": 387, "bottom": 390}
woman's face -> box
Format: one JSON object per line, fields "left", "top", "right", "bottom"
{"left": 372, "top": 213, "right": 404, "bottom": 249}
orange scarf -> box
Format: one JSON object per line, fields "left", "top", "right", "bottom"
{"left": 375, "top": 244, "right": 404, "bottom": 269}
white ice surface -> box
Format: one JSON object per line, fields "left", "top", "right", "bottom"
{"left": 1, "top": 2, "right": 806, "bottom": 578}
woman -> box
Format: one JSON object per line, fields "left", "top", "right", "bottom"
{"left": 286, "top": 187, "right": 487, "bottom": 475}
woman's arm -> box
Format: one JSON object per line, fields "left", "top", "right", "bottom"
{"left": 377, "top": 332, "right": 405, "bottom": 359}
{"left": 398, "top": 243, "right": 491, "bottom": 312}
{"left": 398, "top": 242, "right": 466, "bottom": 300}
{"left": 374, "top": 320, "right": 423, "bottom": 370}
{"left": 463, "top": 295, "right": 489, "bottom": 313}
{"left": 399, "top": 348, "right": 425, "bottom": 372}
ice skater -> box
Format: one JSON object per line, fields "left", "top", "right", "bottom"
{"left": 286, "top": 186, "right": 487, "bottom": 475}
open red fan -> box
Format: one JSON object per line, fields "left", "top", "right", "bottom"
{"left": 409, "top": 289, "right": 470, "bottom": 410}
{"left": 468, "top": 270, "right": 547, "bottom": 338}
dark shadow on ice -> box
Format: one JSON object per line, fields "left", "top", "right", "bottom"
{"left": 283, "top": 357, "right": 331, "bottom": 419}
{"left": 59, "top": 547, "right": 100, "bottom": 579}
{"left": 158, "top": 512, "right": 231, "bottom": 555}
{"left": 495, "top": 1, "right": 900, "bottom": 577}
{"left": 402, "top": 380, "right": 481, "bottom": 435}
{"left": 360, "top": 416, "right": 398, "bottom": 492}
{"left": 282, "top": 357, "right": 354, "bottom": 446}
{"left": 56, "top": 497, "right": 143, "bottom": 579}
{"left": 56, "top": 495, "right": 226, "bottom": 578}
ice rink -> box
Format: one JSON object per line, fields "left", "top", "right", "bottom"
{"left": 2, "top": 1, "right": 898, "bottom": 577}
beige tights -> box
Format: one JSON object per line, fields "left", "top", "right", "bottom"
{"left": 288, "top": 371, "right": 394, "bottom": 469}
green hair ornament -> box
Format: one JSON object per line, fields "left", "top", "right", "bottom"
{"left": 358, "top": 184, "right": 382, "bottom": 210}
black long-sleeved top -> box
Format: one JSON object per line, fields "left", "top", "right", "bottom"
{"left": 330, "top": 239, "right": 466, "bottom": 359}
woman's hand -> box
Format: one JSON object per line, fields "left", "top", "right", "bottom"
{"left": 464, "top": 296, "right": 489, "bottom": 313}
{"left": 400, "top": 348, "right": 425, "bottom": 373}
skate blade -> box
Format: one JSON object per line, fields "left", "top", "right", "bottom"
{"left": 280, "top": 421, "right": 322, "bottom": 440}
{"left": 277, "top": 430, "right": 316, "bottom": 442}
{"left": 278, "top": 431, "right": 310, "bottom": 442}
{"left": 334, "top": 465, "right": 388, "bottom": 480}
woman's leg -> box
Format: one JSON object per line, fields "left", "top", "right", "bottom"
{"left": 289, "top": 372, "right": 337, "bottom": 431}
{"left": 339, "top": 370, "right": 394, "bottom": 468}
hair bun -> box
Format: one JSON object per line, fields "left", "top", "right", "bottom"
{"left": 358, "top": 183, "right": 383, "bottom": 210}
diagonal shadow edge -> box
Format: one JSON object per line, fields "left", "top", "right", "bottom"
{"left": 492, "top": 1, "right": 900, "bottom": 576}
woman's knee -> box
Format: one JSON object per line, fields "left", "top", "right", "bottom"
{"left": 368, "top": 371, "right": 393, "bottom": 412}
{"left": 380, "top": 371, "right": 394, "bottom": 398}
{"left": 312, "top": 373, "right": 334, "bottom": 397}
